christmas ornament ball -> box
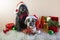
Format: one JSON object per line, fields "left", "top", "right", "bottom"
{"left": 48, "top": 30, "right": 54, "bottom": 35}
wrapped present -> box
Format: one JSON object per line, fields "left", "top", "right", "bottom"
{"left": 40, "top": 16, "right": 46, "bottom": 25}
{"left": 40, "top": 16, "right": 49, "bottom": 32}
{"left": 3, "top": 28, "right": 9, "bottom": 34}
{"left": 50, "top": 16, "right": 59, "bottom": 22}
{"left": 3, "top": 23, "right": 14, "bottom": 34}
{"left": 6, "top": 23, "right": 14, "bottom": 30}
{"left": 48, "top": 19, "right": 59, "bottom": 27}
{"left": 48, "top": 26, "right": 59, "bottom": 33}
{"left": 43, "top": 23, "right": 49, "bottom": 32}
{"left": 40, "top": 16, "right": 59, "bottom": 33}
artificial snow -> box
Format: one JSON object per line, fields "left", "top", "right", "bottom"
{"left": 0, "top": 29, "right": 60, "bottom": 40}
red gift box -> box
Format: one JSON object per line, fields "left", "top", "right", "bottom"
{"left": 6, "top": 23, "right": 14, "bottom": 30}
{"left": 50, "top": 16, "right": 58, "bottom": 22}
{"left": 48, "top": 26, "right": 59, "bottom": 33}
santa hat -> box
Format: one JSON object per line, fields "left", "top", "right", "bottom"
{"left": 16, "top": 1, "right": 27, "bottom": 12}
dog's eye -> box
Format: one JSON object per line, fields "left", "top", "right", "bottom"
{"left": 20, "top": 7, "right": 26, "bottom": 12}
{"left": 27, "top": 19, "right": 30, "bottom": 22}
{"left": 20, "top": 7, "right": 23, "bottom": 12}
{"left": 32, "top": 18, "right": 35, "bottom": 22}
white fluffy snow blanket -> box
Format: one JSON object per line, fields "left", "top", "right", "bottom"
{"left": 0, "top": 30, "right": 60, "bottom": 40}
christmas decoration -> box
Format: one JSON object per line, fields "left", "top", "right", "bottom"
{"left": 40, "top": 16, "right": 46, "bottom": 25}
{"left": 43, "top": 23, "right": 48, "bottom": 32}
{"left": 48, "top": 30, "right": 54, "bottom": 35}
{"left": 3, "top": 28, "right": 9, "bottom": 34}
{"left": 46, "top": 16, "right": 51, "bottom": 22}
{"left": 3, "top": 23, "right": 14, "bottom": 33}
{"left": 48, "top": 20, "right": 59, "bottom": 27}
{"left": 6, "top": 23, "right": 14, "bottom": 30}
{"left": 35, "top": 17, "right": 42, "bottom": 30}
{"left": 50, "top": 16, "right": 59, "bottom": 22}
{"left": 35, "top": 20, "right": 40, "bottom": 30}
{"left": 40, "top": 16, "right": 48, "bottom": 32}
{"left": 12, "top": 27, "right": 17, "bottom": 30}
{"left": 48, "top": 26, "right": 59, "bottom": 33}
{"left": 40, "top": 16, "right": 59, "bottom": 34}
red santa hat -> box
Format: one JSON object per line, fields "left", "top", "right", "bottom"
{"left": 16, "top": 1, "right": 24, "bottom": 12}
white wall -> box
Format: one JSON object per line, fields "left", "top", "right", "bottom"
{"left": 0, "top": 0, "right": 60, "bottom": 31}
